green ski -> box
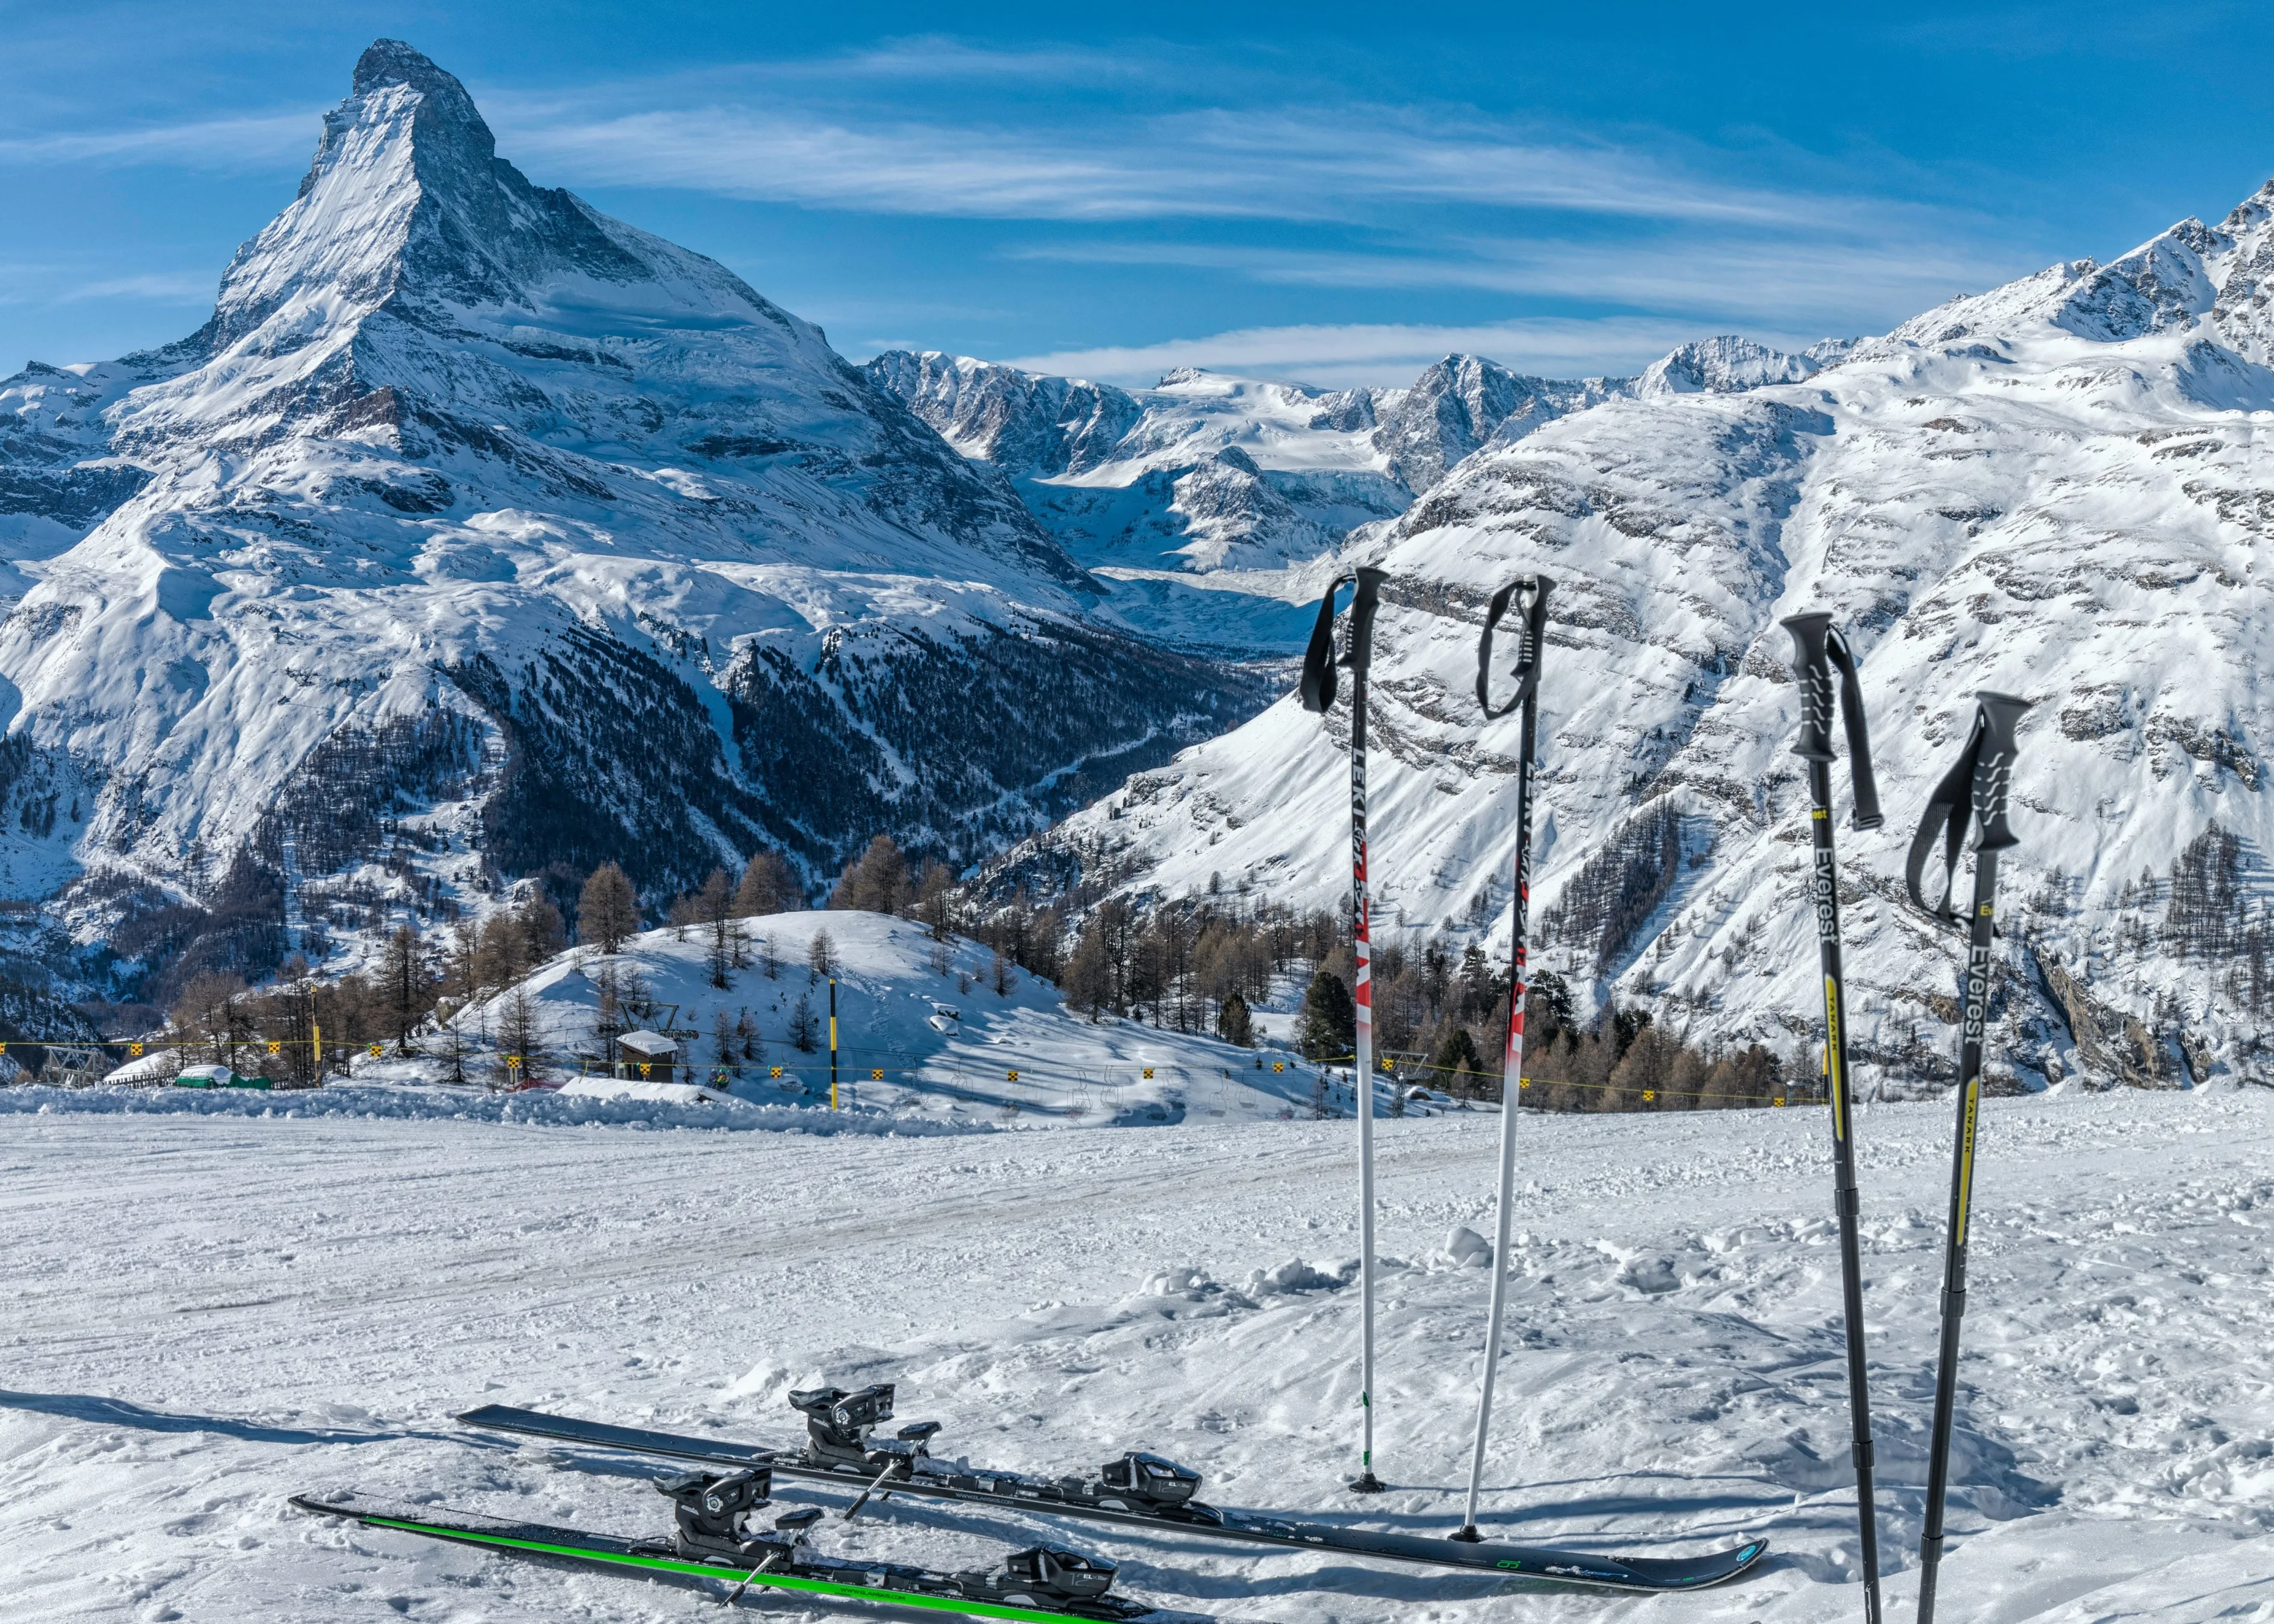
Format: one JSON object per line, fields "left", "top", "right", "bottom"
{"left": 294, "top": 1483, "right": 1183, "bottom": 1623}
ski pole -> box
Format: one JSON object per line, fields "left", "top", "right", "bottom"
{"left": 1455, "top": 573, "right": 1553, "bottom": 1542}
{"left": 1903, "top": 691, "right": 2029, "bottom": 1624}
{"left": 1301, "top": 563, "right": 1390, "bottom": 1493}
{"left": 1780, "top": 611, "right": 1886, "bottom": 1624}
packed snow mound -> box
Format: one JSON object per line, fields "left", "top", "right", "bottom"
{"left": 0, "top": 40, "right": 1260, "bottom": 973}
{"left": 452, "top": 909, "right": 1319, "bottom": 1125}
{"left": 1017, "top": 175, "right": 2274, "bottom": 1092}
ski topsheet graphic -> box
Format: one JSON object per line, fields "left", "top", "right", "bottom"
{"left": 294, "top": 1478, "right": 1172, "bottom": 1624}
{"left": 457, "top": 1392, "right": 1769, "bottom": 1593}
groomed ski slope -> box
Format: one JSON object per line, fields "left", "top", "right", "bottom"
{"left": 2, "top": 1085, "right": 2271, "bottom": 1620}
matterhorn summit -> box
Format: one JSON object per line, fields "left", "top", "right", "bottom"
{"left": 0, "top": 42, "right": 1255, "bottom": 991}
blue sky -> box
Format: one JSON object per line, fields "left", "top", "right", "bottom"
{"left": 4, "top": 1, "right": 2273, "bottom": 387}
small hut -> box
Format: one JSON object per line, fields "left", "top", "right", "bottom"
{"left": 617, "top": 1030, "right": 677, "bottom": 1083}
{"left": 176, "top": 1063, "right": 270, "bottom": 1091}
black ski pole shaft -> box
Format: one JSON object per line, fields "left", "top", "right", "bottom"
{"left": 1302, "top": 564, "right": 1390, "bottom": 1494}
{"left": 1457, "top": 573, "right": 1552, "bottom": 1541}
{"left": 1915, "top": 691, "right": 2028, "bottom": 1624}
{"left": 843, "top": 1457, "right": 902, "bottom": 1522}
{"left": 1781, "top": 612, "right": 1885, "bottom": 1624}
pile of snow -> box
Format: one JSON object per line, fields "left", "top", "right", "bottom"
{"left": 0, "top": 1080, "right": 978, "bottom": 1136}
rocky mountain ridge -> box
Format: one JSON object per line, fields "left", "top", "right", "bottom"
{"left": 867, "top": 339, "right": 1849, "bottom": 655}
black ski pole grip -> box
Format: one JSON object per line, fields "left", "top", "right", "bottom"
{"left": 1476, "top": 574, "right": 1553, "bottom": 719}
{"left": 1342, "top": 566, "right": 1389, "bottom": 677}
{"left": 1300, "top": 573, "right": 1356, "bottom": 714}
{"left": 1826, "top": 627, "right": 1883, "bottom": 831}
{"left": 1970, "top": 691, "right": 2031, "bottom": 854}
{"left": 1779, "top": 612, "right": 1836, "bottom": 763}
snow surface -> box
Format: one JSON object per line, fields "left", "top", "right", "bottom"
{"left": 3, "top": 1082, "right": 2271, "bottom": 1619}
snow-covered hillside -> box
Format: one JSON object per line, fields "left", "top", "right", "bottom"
{"left": 1008, "top": 187, "right": 2274, "bottom": 1091}
{"left": 5, "top": 1080, "right": 2272, "bottom": 1619}
{"left": 0, "top": 40, "right": 1261, "bottom": 998}
{"left": 452, "top": 909, "right": 1316, "bottom": 1125}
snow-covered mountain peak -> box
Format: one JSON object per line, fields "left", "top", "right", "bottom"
{"left": 1634, "top": 335, "right": 1825, "bottom": 397}
{"left": 0, "top": 39, "right": 1266, "bottom": 999}
{"left": 209, "top": 38, "right": 801, "bottom": 362}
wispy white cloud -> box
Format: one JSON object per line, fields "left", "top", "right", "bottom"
{"left": 491, "top": 97, "right": 1848, "bottom": 227}
{"left": 1009, "top": 231, "right": 2019, "bottom": 333}
{"left": 54, "top": 272, "right": 216, "bottom": 303}
{"left": 998, "top": 316, "right": 1721, "bottom": 390}
{"left": 0, "top": 111, "right": 311, "bottom": 171}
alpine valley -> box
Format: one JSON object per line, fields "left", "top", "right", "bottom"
{"left": 2, "top": 38, "right": 2269, "bottom": 1089}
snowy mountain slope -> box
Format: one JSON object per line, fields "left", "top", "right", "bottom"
{"left": 454, "top": 909, "right": 1317, "bottom": 1125}
{"left": 0, "top": 41, "right": 1263, "bottom": 996}
{"left": 7, "top": 1080, "right": 2274, "bottom": 1620}
{"left": 1007, "top": 185, "right": 2274, "bottom": 1089}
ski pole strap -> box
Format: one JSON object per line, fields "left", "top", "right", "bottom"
{"left": 1300, "top": 567, "right": 1391, "bottom": 715}
{"left": 1824, "top": 627, "right": 1883, "bottom": 830}
{"left": 1300, "top": 573, "right": 1355, "bottom": 714}
{"left": 1906, "top": 692, "right": 2032, "bottom": 925}
{"left": 1779, "top": 611, "right": 1882, "bottom": 829}
{"left": 1476, "top": 574, "right": 1554, "bottom": 719}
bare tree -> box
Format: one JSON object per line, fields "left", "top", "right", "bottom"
{"left": 699, "top": 867, "right": 735, "bottom": 989}
{"left": 496, "top": 985, "right": 540, "bottom": 1088}
{"left": 712, "top": 1008, "right": 737, "bottom": 1082}
{"left": 577, "top": 862, "right": 640, "bottom": 953}
{"left": 592, "top": 959, "right": 624, "bottom": 1065}
{"left": 807, "top": 928, "right": 837, "bottom": 982}
{"left": 735, "top": 848, "right": 801, "bottom": 916}
{"left": 788, "top": 991, "right": 820, "bottom": 1052}
{"left": 380, "top": 924, "right": 433, "bottom": 1054}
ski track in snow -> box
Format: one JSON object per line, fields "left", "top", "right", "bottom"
{"left": 3, "top": 1085, "right": 2272, "bottom": 1620}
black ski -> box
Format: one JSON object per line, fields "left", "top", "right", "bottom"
{"left": 457, "top": 1394, "right": 1768, "bottom": 1593}
{"left": 295, "top": 1475, "right": 1171, "bottom": 1624}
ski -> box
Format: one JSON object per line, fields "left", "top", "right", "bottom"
{"left": 457, "top": 1390, "right": 1769, "bottom": 1593}
{"left": 295, "top": 1469, "right": 1173, "bottom": 1624}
